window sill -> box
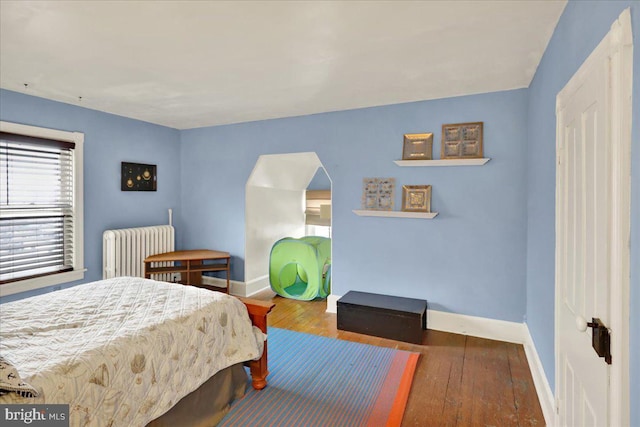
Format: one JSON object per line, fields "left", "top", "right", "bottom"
{"left": 0, "top": 269, "right": 86, "bottom": 297}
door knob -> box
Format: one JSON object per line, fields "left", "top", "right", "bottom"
{"left": 576, "top": 315, "right": 588, "bottom": 332}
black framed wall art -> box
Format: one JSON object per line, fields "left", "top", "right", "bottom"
{"left": 121, "top": 162, "right": 157, "bottom": 191}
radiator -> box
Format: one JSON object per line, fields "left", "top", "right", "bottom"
{"left": 103, "top": 225, "right": 175, "bottom": 280}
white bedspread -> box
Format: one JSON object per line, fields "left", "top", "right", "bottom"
{"left": 0, "top": 277, "right": 264, "bottom": 426}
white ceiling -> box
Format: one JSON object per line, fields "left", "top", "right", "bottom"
{"left": 0, "top": 1, "right": 566, "bottom": 130}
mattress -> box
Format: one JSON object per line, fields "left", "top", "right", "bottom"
{"left": 0, "top": 277, "right": 265, "bottom": 426}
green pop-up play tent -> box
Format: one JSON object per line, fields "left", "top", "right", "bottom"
{"left": 269, "top": 236, "right": 331, "bottom": 300}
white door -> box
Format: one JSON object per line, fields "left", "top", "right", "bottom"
{"left": 555, "top": 9, "right": 632, "bottom": 427}
{"left": 556, "top": 50, "right": 609, "bottom": 426}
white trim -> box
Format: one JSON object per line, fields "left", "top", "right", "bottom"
{"left": 394, "top": 158, "right": 490, "bottom": 167}
{"left": 202, "top": 274, "right": 270, "bottom": 297}
{"left": 200, "top": 275, "right": 241, "bottom": 295}
{"left": 0, "top": 121, "right": 85, "bottom": 296}
{"left": 244, "top": 274, "right": 270, "bottom": 297}
{"left": 0, "top": 269, "right": 86, "bottom": 297}
{"left": 607, "top": 9, "right": 633, "bottom": 427}
{"left": 73, "top": 131, "right": 84, "bottom": 286}
{"left": 326, "top": 293, "right": 340, "bottom": 313}
{"left": 427, "top": 309, "right": 526, "bottom": 344}
{"left": 523, "top": 324, "right": 556, "bottom": 427}
{"left": 0, "top": 121, "right": 80, "bottom": 142}
{"left": 553, "top": 89, "right": 563, "bottom": 427}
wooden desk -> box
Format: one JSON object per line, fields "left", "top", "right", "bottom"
{"left": 144, "top": 249, "right": 230, "bottom": 293}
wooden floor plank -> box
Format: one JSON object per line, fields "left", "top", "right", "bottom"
{"left": 470, "top": 337, "right": 519, "bottom": 426}
{"left": 248, "top": 290, "right": 545, "bottom": 426}
{"left": 507, "top": 343, "right": 546, "bottom": 426}
{"left": 413, "top": 330, "right": 466, "bottom": 427}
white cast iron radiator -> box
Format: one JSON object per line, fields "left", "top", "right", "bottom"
{"left": 103, "top": 225, "right": 175, "bottom": 280}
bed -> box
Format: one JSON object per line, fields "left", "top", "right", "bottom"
{"left": 0, "top": 276, "right": 274, "bottom": 426}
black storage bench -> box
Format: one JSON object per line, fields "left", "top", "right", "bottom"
{"left": 337, "top": 291, "right": 427, "bottom": 344}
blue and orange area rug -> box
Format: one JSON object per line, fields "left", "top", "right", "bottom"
{"left": 219, "top": 327, "right": 419, "bottom": 427}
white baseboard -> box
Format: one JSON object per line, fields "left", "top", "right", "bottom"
{"left": 523, "top": 324, "right": 556, "bottom": 427}
{"left": 244, "top": 275, "right": 271, "bottom": 297}
{"left": 201, "top": 274, "right": 270, "bottom": 297}
{"left": 200, "top": 275, "right": 245, "bottom": 295}
{"left": 427, "top": 309, "right": 527, "bottom": 344}
{"left": 326, "top": 294, "right": 340, "bottom": 313}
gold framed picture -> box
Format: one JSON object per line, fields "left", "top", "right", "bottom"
{"left": 401, "top": 185, "right": 431, "bottom": 212}
{"left": 362, "top": 177, "right": 395, "bottom": 211}
{"left": 402, "top": 133, "right": 433, "bottom": 160}
{"left": 441, "top": 122, "right": 483, "bottom": 159}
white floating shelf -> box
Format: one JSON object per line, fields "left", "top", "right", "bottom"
{"left": 394, "top": 158, "right": 490, "bottom": 167}
{"left": 352, "top": 210, "right": 438, "bottom": 219}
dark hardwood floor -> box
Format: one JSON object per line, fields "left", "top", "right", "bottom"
{"left": 250, "top": 289, "right": 545, "bottom": 427}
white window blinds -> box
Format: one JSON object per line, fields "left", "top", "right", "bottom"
{"left": 0, "top": 132, "right": 76, "bottom": 283}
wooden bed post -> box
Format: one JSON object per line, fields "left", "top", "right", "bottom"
{"left": 238, "top": 297, "right": 274, "bottom": 390}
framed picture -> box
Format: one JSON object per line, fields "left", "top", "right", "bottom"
{"left": 402, "top": 133, "right": 433, "bottom": 160}
{"left": 441, "top": 122, "right": 483, "bottom": 159}
{"left": 362, "top": 177, "right": 395, "bottom": 211}
{"left": 401, "top": 185, "right": 431, "bottom": 212}
{"left": 121, "top": 162, "right": 157, "bottom": 191}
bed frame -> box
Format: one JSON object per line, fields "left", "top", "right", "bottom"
{"left": 238, "top": 297, "right": 275, "bottom": 390}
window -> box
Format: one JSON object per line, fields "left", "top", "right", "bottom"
{"left": 305, "top": 190, "right": 331, "bottom": 238}
{"left": 0, "top": 121, "right": 84, "bottom": 296}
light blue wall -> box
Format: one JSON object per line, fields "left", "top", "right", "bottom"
{"left": 525, "top": 1, "right": 639, "bottom": 423}
{"left": 307, "top": 168, "right": 331, "bottom": 191}
{"left": 180, "top": 89, "right": 529, "bottom": 322}
{"left": 0, "top": 89, "right": 182, "bottom": 303}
